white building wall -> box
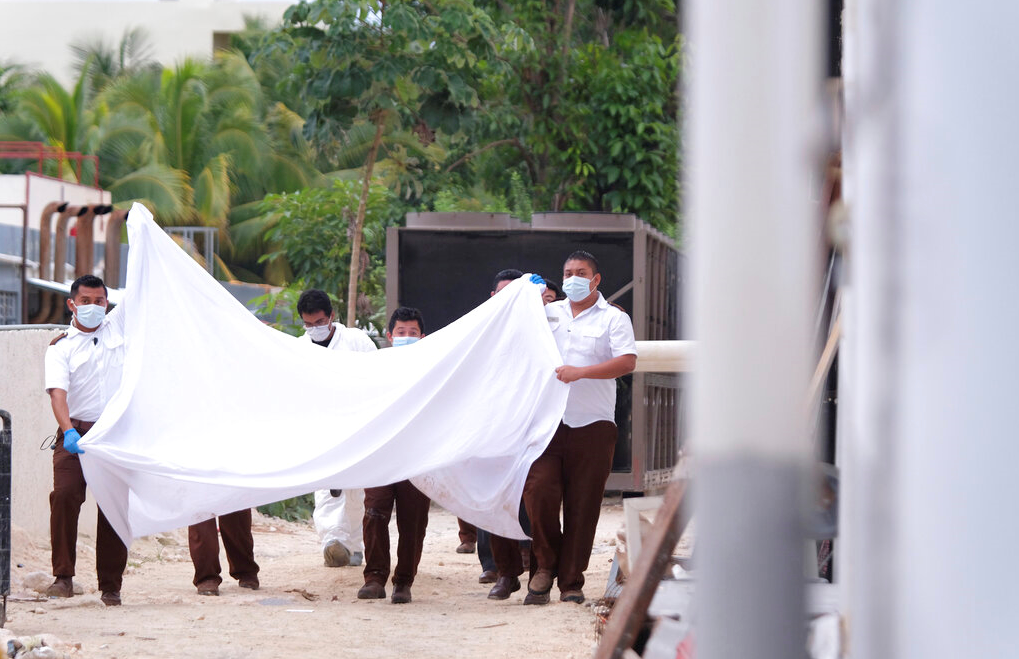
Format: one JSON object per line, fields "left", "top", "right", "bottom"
{"left": 0, "top": 0, "right": 292, "bottom": 86}
{"left": 0, "top": 325, "right": 95, "bottom": 539}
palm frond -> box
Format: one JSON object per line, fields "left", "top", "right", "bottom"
{"left": 108, "top": 163, "right": 190, "bottom": 224}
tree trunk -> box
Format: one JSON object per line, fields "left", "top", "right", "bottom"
{"left": 345, "top": 114, "right": 386, "bottom": 327}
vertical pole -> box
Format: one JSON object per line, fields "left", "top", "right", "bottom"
{"left": 845, "top": 2, "right": 1019, "bottom": 658}
{"left": 839, "top": 0, "right": 903, "bottom": 656}
{"left": 686, "top": 1, "right": 819, "bottom": 658}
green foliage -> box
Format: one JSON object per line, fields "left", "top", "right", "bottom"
{"left": 256, "top": 179, "right": 399, "bottom": 328}
{"left": 257, "top": 494, "right": 315, "bottom": 522}
{"left": 267, "top": 0, "right": 502, "bottom": 171}
{"left": 433, "top": 187, "right": 508, "bottom": 213}
{"left": 459, "top": 0, "right": 681, "bottom": 234}
{"left": 0, "top": 45, "right": 320, "bottom": 282}
{"left": 0, "top": 60, "right": 27, "bottom": 114}
{"left": 508, "top": 171, "right": 533, "bottom": 222}
{"left": 70, "top": 27, "right": 160, "bottom": 97}
{"left": 560, "top": 30, "right": 679, "bottom": 233}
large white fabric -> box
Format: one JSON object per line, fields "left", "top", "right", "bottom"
{"left": 79, "top": 203, "right": 568, "bottom": 543}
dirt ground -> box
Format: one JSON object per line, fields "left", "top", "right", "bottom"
{"left": 2, "top": 500, "right": 626, "bottom": 658}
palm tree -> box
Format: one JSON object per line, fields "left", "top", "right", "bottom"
{"left": 0, "top": 64, "right": 190, "bottom": 216}
{"left": 70, "top": 27, "right": 160, "bottom": 97}
{"left": 1, "top": 49, "right": 320, "bottom": 281}
{"left": 0, "top": 60, "right": 27, "bottom": 114}
{"left": 99, "top": 52, "right": 319, "bottom": 229}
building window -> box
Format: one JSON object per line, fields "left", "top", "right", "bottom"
{"left": 0, "top": 291, "right": 17, "bottom": 326}
{"left": 213, "top": 32, "right": 233, "bottom": 52}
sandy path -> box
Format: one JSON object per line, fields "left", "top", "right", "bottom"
{"left": 3, "top": 501, "right": 624, "bottom": 658}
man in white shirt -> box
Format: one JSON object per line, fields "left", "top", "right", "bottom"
{"left": 43, "top": 275, "right": 129, "bottom": 606}
{"left": 357, "top": 307, "right": 431, "bottom": 604}
{"left": 521, "top": 251, "right": 637, "bottom": 605}
{"left": 298, "top": 289, "right": 377, "bottom": 568}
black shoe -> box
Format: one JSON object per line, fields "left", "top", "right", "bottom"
{"left": 487, "top": 576, "right": 521, "bottom": 600}
{"left": 391, "top": 584, "right": 412, "bottom": 604}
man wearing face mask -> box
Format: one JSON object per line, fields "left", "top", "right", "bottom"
{"left": 520, "top": 250, "right": 637, "bottom": 605}
{"left": 297, "top": 288, "right": 378, "bottom": 569}
{"left": 43, "top": 275, "right": 129, "bottom": 606}
{"left": 358, "top": 306, "right": 431, "bottom": 604}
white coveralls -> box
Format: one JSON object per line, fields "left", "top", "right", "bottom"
{"left": 303, "top": 322, "right": 377, "bottom": 555}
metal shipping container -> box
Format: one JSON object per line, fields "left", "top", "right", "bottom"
{"left": 385, "top": 211, "right": 682, "bottom": 492}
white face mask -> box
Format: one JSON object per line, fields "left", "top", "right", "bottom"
{"left": 306, "top": 324, "right": 333, "bottom": 342}
{"left": 391, "top": 336, "right": 420, "bottom": 347}
{"left": 562, "top": 275, "right": 593, "bottom": 302}
{"left": 73, "top": 303, "right": 106, "bottom": 329}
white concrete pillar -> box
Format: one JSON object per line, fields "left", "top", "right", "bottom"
{"left": 686, "top": 0, "right": 820, "bottom": 657}
{"left": 845, "top": 1, "right": 1019, "bottom": 657}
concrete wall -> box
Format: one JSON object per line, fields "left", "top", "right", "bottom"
{"left": 0, "top": 324, "right": 96, "bottom": 539}
{"left": 0, "top": 0, "right": 292, "bottom": 86}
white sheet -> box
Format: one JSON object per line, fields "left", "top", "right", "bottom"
{"left": 80, "top": 203, "right": 567, "bottom": 543}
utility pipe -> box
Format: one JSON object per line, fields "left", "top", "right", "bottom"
{"left": 50, "top": 206, "right": 86, "bottom": 323}
{"left": 29, "top": 201, "right": 68, "bottom": 324}
{"left": 632, "top": 341, "right": 693, "bottom": 373}
{"left": 103, "top": 209, "right": 128, "bottom": 288}
{"left": 73, "top": 205, "right": 98, "bottom": 278}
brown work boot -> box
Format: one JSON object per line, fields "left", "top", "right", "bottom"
{"left": 238, "top": 576, "right": 259, "bottom": 590}
{"left": 487, "top": 576, "right": 521, "bottom": 600}
{"left": 391, "top": 584, "right": 412, "bottom": 604}
{"left": 527, "top": 569, "right": 554, "bottom": 595}
{"left": 478, "top": 570, "right": 497, "bottom": 584}
{"left": 196, "top": 580, "right": 220, "bottom": 596}
{"left": 456, "top": 541, "right": 476, "bottom": 554}
{"left": 357, "top": 581, "right": 386, "bottom": 599}
{"left": 46, "top": 577, "right": 73, "bottom": 599}
{"left": 524, "top": 569, "right": 554, "bottom": 605}
{"left": 559, "top": 589, "right": 585, "bottom": 604}
{"left": 101, "top": 591, "right": 122, "bottom": 607}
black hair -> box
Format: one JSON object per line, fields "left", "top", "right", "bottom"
{"left": 491, "top": 268, "right": 523, "bottom": 292}
{"left": 296, "top": 289, "right": 332, "bottom": 317}
{"left": 388, "top": 306, "right": 425, "bottom": 334}
{"left": 70, "top": 274, "right": 107, "bottom": 298}
{"left": 565, "top": 250, "right": 599, "bottom": 274}
{"left": 543, "top": 279, "right": 565, "bottom": 300}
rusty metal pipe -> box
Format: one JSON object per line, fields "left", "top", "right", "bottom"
{"left": 104, "top": 208, "right": 128, "bottom": 288}
{"left": 28, "top": 201, "right": 69, "bottom": 324}
{"left": 74, "top": 205, "right": 98, "bottom": 278}
{"left": 49, "top": 205, "right": 84, "bottom": 323}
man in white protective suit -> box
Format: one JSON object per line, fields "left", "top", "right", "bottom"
{"left": 298, "top": 289, "right": 378, "bottom": 567}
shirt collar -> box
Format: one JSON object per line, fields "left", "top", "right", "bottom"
{"left": 561, "top": 292, "right": 607, "bottom": 319}
{"left": 66, "top": 317, "right": 106, "bottom": 339}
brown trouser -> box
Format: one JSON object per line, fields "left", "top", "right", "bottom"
{"left": 50, "top": 421, "right": 128, "bottom": 594}
{"left": 188, "top": 509, "right": 259, "bottom": 587}
{"left": 490, "top": 500, "right": 535, "bottom": 579}
{"left": 522, "top": 420, "right": 617, "bottom": 592}
{"left": 490, "top": 534, "right": 536, "bottom": 580}
{"left": 457, "top": 518, "right": 477, "bottom": 544}
{"left": 363, "top": 480, "right": 430, "bottom": 588}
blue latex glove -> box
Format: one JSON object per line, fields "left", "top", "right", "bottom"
{"left": 62, "top": 428, "right": 84, "bottom": 454}
{"left": 529, "top": 273, "right": 544, "bottom": 285}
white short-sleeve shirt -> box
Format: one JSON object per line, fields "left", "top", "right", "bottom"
{"left": 547, "top": 293, "right": 637, "bottom": 428}
{"left": 301, "top": 322, "right": 377, "bottom": 353}
{"left": 44, "top": 306, "right": 126, "bottom": 423}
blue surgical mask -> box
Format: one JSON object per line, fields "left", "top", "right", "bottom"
{"left": 392, "top": 336, "right": 419, "bottom": 347}
{"left": 562, "top": 276, "right": 593, "bottom": 302}
{"left": 73, "top": 303, "right": 106, "bottom": 329}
